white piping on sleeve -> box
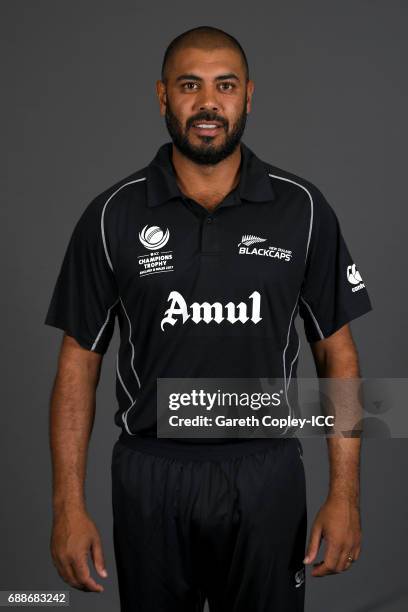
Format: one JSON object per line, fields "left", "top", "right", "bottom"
{"left": 101, "top": 177, "right": 147, "bottom": 271}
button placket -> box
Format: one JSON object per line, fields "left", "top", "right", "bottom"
{"left": 201, "top": 214, "right": 219, "bottom": 253}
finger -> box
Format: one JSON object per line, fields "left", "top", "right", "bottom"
{"left": 324, "top": 542, "right": 343, "bottom": 574}
{"left": 336, "top": 548, "right": 355, "bottom": 572}
{"left": 312, "top": 542, "right": 341, "bottom": 577}
{"left": 311, "top": 560, "right": 331, "bottom": 577}
{"left": 70, "top": 561, "right": 92, "bottom": 591}
{"left": 303, "top": 524, "right": 322, "bottom": 564}
{"left": 90, "top": 537, "right": 108, "bottom": 578}
{"left": 55, "top": 558, "right": 82, "bottom": 589}
{"left": 311, "top": 560, "right": 338, "bottom": 577}
{"left": 71, "top": 556, "right": 104, "bottom": 592}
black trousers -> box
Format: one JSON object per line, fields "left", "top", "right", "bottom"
{"left": 111, "top": 436, "right": 307, "bottom": 612}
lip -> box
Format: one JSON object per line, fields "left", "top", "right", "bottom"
{"left": 191, "top": 121, "right": 224, "bottom": 136}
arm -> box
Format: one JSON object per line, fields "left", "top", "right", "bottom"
{"left": 49, "top": 333, "right": 108, "bottom": 592}
{"left": 303, "top": 323, "right": 362, "bottom": 577}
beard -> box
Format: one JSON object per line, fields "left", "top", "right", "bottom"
{"left": 164, "top": 98, "right": 247, "bottom": 165}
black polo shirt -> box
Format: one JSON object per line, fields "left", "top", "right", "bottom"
{"left": 44, "top": 141, "right": 373, "bottom": 439}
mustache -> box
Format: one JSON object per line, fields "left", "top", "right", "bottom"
{"left": 187, "top": 113, "right": 228, "bottom": 128}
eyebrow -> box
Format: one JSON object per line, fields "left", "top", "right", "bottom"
{"left": 175, "top": 73, "right": 240, "bottom": 82}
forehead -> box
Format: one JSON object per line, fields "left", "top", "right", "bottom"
{"left": 167, "top": 45, "right": 245, "bottom": 79}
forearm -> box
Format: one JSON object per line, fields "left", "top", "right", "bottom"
{"left": 326, "top": 437, "right": 360, "bottom": 504}
{"left": 49, "top": 336, "right": 101, "bottom": 515}
{"left": 313, "top": 330, "right": 362, "bottom": 503}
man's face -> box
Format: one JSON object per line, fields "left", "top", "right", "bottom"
{"left": 157, "top": 47, "right": 254, "bottom": 165}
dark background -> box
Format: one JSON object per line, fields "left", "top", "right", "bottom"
{"left": 1, "top": 1, "right": 407, "bottom": 610}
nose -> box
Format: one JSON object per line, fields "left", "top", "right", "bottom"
{"left": 194, "top": 85, "right": 221, "bottom": 113}
{"left": 198, "top": 101, "right": 219, "bottom": 112}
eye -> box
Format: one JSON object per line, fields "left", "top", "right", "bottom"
{"left": 219, "top": 82, "right": 236, "bottom": 91}
{"left": 182, "top": 82, "right": 199, "bottom": 90}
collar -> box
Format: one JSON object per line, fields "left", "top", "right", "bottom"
{"left": 145, "top": 141, "right": 275, "bottom": 208}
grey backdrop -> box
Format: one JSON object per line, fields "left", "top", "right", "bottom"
{"left": 1, "top": 1, "right": 407, "bottom": 610}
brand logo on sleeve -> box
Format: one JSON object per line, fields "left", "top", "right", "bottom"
{"left": 160, "top": 291, "right": 262, "bottom": 331}
{"left": 139, "top": 225, "right": 170, "bottom": 250}
{"left": 347, "top": 264, "right": 365, "bottom": 292}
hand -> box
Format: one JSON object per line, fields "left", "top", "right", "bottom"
{"left": 50, "top": 508, "right": 108, "bottom": 592}
{"left": 303, "top": 496, "right": 362, "bottom": 577}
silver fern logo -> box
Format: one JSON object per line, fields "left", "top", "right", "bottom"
{"left": 238, "top": 234, "right": 293, "bottom": 262}
{"left": 238, "top": 234, "right": 267, "bottom": 247}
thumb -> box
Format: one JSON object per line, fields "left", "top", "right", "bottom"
{"left": 91, "top": 535, "right": 108, "bottom": 578}
{"left": 303, "top": 523, "right": 322, "bottom": 565}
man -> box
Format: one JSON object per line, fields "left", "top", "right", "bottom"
{"left": 44, "top": 25, "right": 372, "bottom": 612}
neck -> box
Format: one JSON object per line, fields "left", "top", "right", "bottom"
{"left": 171, "top": 143, "right": 242, "bottom": 210}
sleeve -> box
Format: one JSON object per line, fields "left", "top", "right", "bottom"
{"left": 298, "top": 187, "right": 373, "bottom": 343}
{"left": 44, "top": 197, "right": 119, "bottom": 354}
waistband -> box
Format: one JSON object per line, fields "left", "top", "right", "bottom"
{"left": 117, "top": 432, "right": 301, "bottom": 461}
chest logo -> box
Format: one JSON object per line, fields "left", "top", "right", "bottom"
{"left": 138, "top": 225, "right": 173, "bottom": 277}
{"left": 239, "top": 234, "right": 267, "bottom": 247}
{"left": 160, "top": 290, "right": 262, "bottom": 331}
{"left": 139, "top": 225, "right": 170, "bottom": 250}
{"left": 238, "top": 235, "right": 292, "bottom": 262}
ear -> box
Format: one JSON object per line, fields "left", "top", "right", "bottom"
{"left": 246, "top": 80, "right": 255, "bottom": 114}
{"left": 156, "top": 80, "right": 167, "bottom": 116}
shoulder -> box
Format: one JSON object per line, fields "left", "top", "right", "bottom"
{"left": 262, "top": 159, "right": 338, "bottom": 223}
{"left": 75, "top": 167, "right": 149, "bottom": 231}
{"left": 263, "top": 160, "right": 323, "bottom": 202}
{"left": 94, "top": 167, "right": 148, "bottom": 216}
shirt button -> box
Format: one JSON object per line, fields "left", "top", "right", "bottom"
{"left": 206, "top": 217, "right": 213, "bottom": 224}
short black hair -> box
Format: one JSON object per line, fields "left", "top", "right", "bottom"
{"left": 161, "top": 26, "right": 249, "bottom": 83}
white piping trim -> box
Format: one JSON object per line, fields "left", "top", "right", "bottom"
{"left": 101, "top": 177, "right": 147, "bottom": 271}
{"left": 116, "top": 353, "right": 137, "bottom": 436}
{"left": 300, "top": 296, "right": 325, "bottom": 340}
{"left": 122, "top": 402, "right": 137, "bottom": 436}
{"left": 116, "top": 353, "right": 134, "bottom": 404}
{"left": 281, "top": 292, "right": 300, "bottom": 434}
{"left": 268, "top": 173, "right": 314, "bottom": 263}
{"left": 119, "top": 297, "right": 141, "bottom": 388}
{"left": 91, "top": 298, "right": 119, "bottom": 351}
{"left": 287, "top": 336, "right": 300, "bottom": 392}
